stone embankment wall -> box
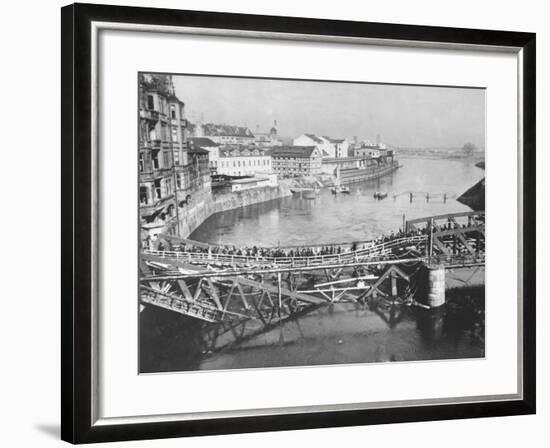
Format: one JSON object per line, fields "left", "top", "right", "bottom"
{"left": 178, "top": 182, "right": 292, "bottom": 238}
{"left": 337, "top": 162, "right": 400, "bottom": 186}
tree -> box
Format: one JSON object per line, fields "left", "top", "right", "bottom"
{"left": 462, "top": 142, "right": 477, "bottom": 157}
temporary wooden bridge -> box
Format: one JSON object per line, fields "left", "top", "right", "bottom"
{"left": 140, "top": 211, "right": 485, "bottom": 352}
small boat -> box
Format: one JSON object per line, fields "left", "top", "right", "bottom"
{"left": 373, "top": 191, "right": 388, "bottom": 200}
{"left": 331, "top": 186, "right": 350, "bottom": 195}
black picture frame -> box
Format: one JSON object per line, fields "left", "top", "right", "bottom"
{"left": 61, "top": 2, "right": 536, "bottom": 444}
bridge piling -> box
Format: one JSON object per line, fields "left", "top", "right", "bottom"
{"left": 413, "top": 264, "right": 446, "bottom": 308}
{"left": 425, "top": 266, "right": 446, "bottom": 307}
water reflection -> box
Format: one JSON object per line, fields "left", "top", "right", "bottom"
{"left": 139, "top": 286, "right": 485, "bottom": 372}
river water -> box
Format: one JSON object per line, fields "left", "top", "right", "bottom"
{"left": 190, "top": 156, "right": 485, "bottom": 247}
{"left": 140, "top": 156, "right": 486, "bottom": 373}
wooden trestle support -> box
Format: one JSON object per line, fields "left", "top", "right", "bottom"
{"left": 140, "top": 211, "right": 485, "bottom": 352}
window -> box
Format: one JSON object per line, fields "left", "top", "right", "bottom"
{"left": 154, "top": 179, "right": 162, "bottom": 200}
{"left": 171, "top": 126, "right": 178, "bottom": 143}
{"left": 147, "top": 95, "right": 154, "bottom": 110}
{"left": 139, "top": 153, "right": 145, "bottom": 172}
{"left": 152, "top": 152, "right": 160, "bottom": 170}
{"left": 139, "top": 186, "right": 148, "bottom": 204}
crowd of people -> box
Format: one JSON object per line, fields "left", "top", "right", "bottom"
{"left": 157, "top": 241, "right": 347, "bottom": 259}
{"left": 150, "top": 217, "right": 483, "bottom": 260}
{"left": 153, "top": 228, "right": 422, "bottom": 260}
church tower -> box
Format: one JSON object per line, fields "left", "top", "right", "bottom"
{"left": 270, "top": 120, "right": 277, "bottom": 137}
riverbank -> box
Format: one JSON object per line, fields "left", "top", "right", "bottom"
{"left": 336, "top": 161, "right": 400, "bottom": 186}
{"left": 179, "top": 162, "right": 401, "bottom": 238}
{"left": 178, "top": 181, "right": 293, "bottom": 237}
{"left": 189, "top": 156, "right": 484, "bottom": 249}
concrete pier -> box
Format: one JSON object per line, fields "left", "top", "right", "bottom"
{"left": 426, "top": 266, "right": 446, "bottom": 307}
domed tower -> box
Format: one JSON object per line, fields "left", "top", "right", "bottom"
{"left": 269, "top": 120, "right": 277, "bottom": 138}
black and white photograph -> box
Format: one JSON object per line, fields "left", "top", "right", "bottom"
{"left": 138, "top": 73, "right": 486, "bottom": 373}
{"left": 0, "top": 0, "right": 542, "bottom": 445}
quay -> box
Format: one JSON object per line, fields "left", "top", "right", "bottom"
{"left": 322, "top": 156, "right": 400, "bottom": 186}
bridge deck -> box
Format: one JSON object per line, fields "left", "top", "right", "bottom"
{"left": 140, "top": 212, "right": 485, "bottom": 329}
{"left": 144, "top": 235, "right": 428, "bottom": 267}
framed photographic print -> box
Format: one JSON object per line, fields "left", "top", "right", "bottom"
{"left": 61, "top": 2, "right": 536, "bottom": 444}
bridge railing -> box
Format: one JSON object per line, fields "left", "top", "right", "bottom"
{"left": 406, "top": 210, "right": 485, "bottom": 226}
{"left": 427, "top": 253, "right": 486, "bottom": 267}
{"left": 406, "top": 212, "right": 485, "bottom": 234}
{"left": 144, "top": 235, "right": 428, "bottom": 267}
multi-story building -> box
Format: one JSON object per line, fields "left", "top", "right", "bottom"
{"left": 188, "top": 137, "right": 220, "bottom": 172}
{"left": 138, "top": 73, "right": 211, "bottom": 243}
{"left": 293, "top": 133, "right": 348, "bottom": 158}
{"left": 293, "top": 133, "right": 329, "bottom": 156}
{"left": 354, "top": 145, "right": 380, "bottom": 158}
{"left": 322, "top": 136, "right": 349, "bottom": 158}
{"left": 270, "top": 146, "right": 323, "bottom": 177}
{"left": 193, "top": 122, "right": 255, "bottom": 145}
{"left": 354, "top": 144, "right": 391, "bottom": 158}
{"left": 217, "top": 146, "right": 272, "bottom": 176}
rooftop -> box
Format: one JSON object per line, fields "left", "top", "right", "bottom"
{"left": 304, "top": 133, "right": 324, "bottom": 144}
{"left": 219, "top": 146, "right": 270, "bottom": 157}
{"left": 270, "top": 146, "right": 319, "bottom": 158}
{"left": 323, "top": 136, "right": 345, "bottom": 143}
{"left": 189, "top": 137, "right": 219, "bottom": 148}
{"left": 188, "top": 147, "right": 209, "bottom": 155}
{"left": 202, "top": 123, "right": 255, "bottom": 138}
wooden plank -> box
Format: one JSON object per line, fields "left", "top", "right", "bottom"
{"left": 364, "top": 265, "right": 395, "bottom": 298}
{"left": 176, "top": 280, "right": 193, "bottom": 301}
{"left": 236, "top": 276, "right": 326, "bottom": 305}
{"left": 455, "top": 230, "right": 476, "bottom": 255}
{"left": 433, "top": 225, "right": 484, "bottom": 238}
{"left": 314, "top": 275, "right": 377, "bottom": 288}
{"left": 432, "top": 235, "right": 451, "bottom": 255}
{"left": 205, "top": 278, "right": 223, "bottom": 310}
{"left": 389, "top": 264, "right": 410, "bottom": 282}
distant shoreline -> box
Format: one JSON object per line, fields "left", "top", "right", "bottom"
{"left": 397, "top": 151, "right": 484, "bottom": 162}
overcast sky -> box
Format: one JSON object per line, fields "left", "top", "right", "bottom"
{"left": 173, "top": 74, "right": 485, "bottom": 148}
